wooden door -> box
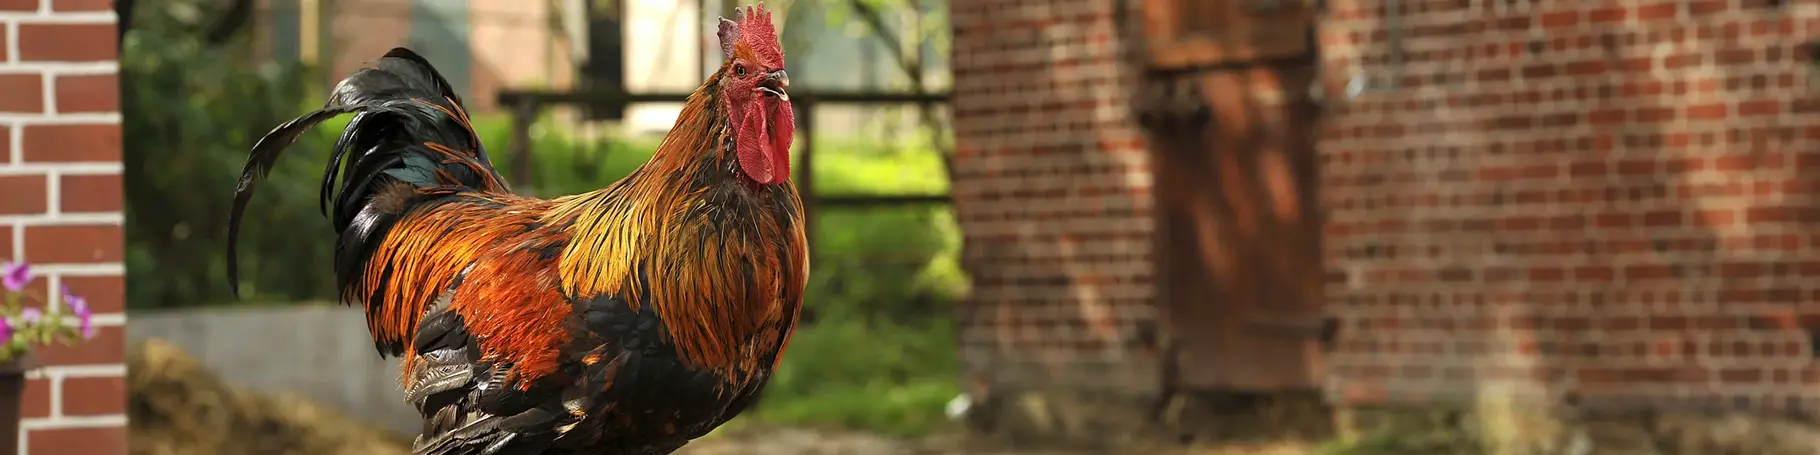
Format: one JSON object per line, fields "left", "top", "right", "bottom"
{"left": 1137, "top": 0, "right": 1327, "bottom": 391}
{"left": 1139, "top": 0, "right": 1315, "bottom": 70}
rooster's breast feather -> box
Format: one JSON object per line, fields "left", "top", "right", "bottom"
{"left": 546, "top": 184, "right": 808, "bottom": 375}
{"left": 395, "top": 189, "right": 808, "bottom": 454}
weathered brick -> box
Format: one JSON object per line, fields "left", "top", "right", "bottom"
{"left": 16, "top": 23, "right": 116, "bottom": 62}
{"left": 25, "top": 426, "right": 123, "bottom": 455}
{"left": 57, "top": 173, "right": 121, "bottom": 213}
{"left": 50, "top": 0, "right": 108, "bottom": 11}
{"left": 19, "top": 378, "right": 48, "bottom": 419}
{"left": 0, "top": 175, "right": 48, "bottom": 215}
{"left": 59, "top": 376, "right": 124, "bottom": 416}
{"left": 0, "top": 225, "right": 12, "bottom": 261}
{"left": 0, "top": 74, "right": 45, "bottom": 114}
{"left": 1318, "top": 0, "right": 1820, "bottom": 414}
{"left": 51, "top": 74, "right": 118, "bottom": 113}
{"left": 22, "top": 224, "right": 123, "bottom": 264}
{"left": 21, "top": 124, "right": 122, "bottom": 163}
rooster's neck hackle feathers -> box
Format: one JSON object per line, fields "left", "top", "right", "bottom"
{"left": 546, "top": 48, "right": 806, "bottom": 375}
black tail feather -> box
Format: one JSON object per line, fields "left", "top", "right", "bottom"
{"left": 227, "top": 104, "right": 367, "bottom": 299}
{"left": 226, "top": 47, "right": 509, "bottom": 300}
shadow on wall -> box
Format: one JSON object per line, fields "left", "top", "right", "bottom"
{"left": 1319, "top": 2, "right": 1820, "bottom": 453}
{"left": 1542, "top": 8, "right": 1820, "bottom": 418}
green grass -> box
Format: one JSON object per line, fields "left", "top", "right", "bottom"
{"left": 745, "top": 315, "right": 960, "bottom": 437}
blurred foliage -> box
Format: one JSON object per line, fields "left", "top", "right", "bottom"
{"left": 124, "top": 0, "right": 963, "bottom": 436}
{"left": 809, "top": 0, "right": 948, "bottom": 62}
{"left": 121, "top": 0, "right": 336, "bottom": 307}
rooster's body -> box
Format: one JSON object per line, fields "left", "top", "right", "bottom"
{"left": 225, "top": 6, "right": 806, "bottom": 455}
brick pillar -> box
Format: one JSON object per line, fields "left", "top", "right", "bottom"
{"left": 950, "top": 0, "right": 1158, "bottom": 393}
{"left": 0, "top": 0, "right": 126, "bottom": 453}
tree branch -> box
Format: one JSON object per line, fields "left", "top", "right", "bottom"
{"left": 844, "top": 0, "right": 921, "bottom": 84}
{"left": 843, "top": 0, "right": 954, "bottom": 175}
{"left": 115, "top": 0, "right": 135, "bottom": 45}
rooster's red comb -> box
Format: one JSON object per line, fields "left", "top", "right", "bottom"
{"left": 717, "top": 3, "right": 785, "bottom": 69}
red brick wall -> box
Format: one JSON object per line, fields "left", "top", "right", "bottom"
{"left": 952, "top": 0, "right": 1820, "bottom": 417}
{"left": 1319, "top": 0, "right": 1819, "bottom": 409}
{"left": 949, "top": 0, "right": 1160, "bottom": 393}
{"left": 0, "top": 0, "right": 126, "bottom": 453}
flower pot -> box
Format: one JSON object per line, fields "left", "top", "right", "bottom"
{"left": 0, "top": 352, "right": 39, "bottom": 455}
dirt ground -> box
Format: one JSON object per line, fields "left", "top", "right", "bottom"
{"left": 676, "top": 428, "right": 1316, "bottom": 455}
{"left": 128, "top": 338, "right": 1319, "bottom": 455}
{"left": 128, "top": 339, "right": 411, "bottom": 455}
{"left": 124, "top": 338, "right": 1820, "bottom": 455}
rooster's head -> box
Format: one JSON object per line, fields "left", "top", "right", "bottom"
{"left": 717, "top": 3, "right": 794, "bottom": 186}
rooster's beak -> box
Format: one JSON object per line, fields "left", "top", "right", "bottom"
{"left": 759, "top": 70, "right": 790, "bottom": 102}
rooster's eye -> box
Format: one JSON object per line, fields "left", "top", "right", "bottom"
{"left": 735, "top": 65, "right": 748, "bottom": 78}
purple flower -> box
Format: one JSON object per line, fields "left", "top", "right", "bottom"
{"left": 60, "top": 285, "right": 85, "bottom": 315}
{"left": 0, "top": 316, "right": 13, "bottom": 342}
{"left": 19, "top": 308, "right": 39, "bottom": 324}
{"left": 0, "top": 262, "right": 27, "bottom": 292}
{"left": 61, "top": 285, "right": 92, "bottom": 339}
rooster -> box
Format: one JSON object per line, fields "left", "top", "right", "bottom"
{"left": 224, "top": 5, "right": 806, "bottom": 455}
